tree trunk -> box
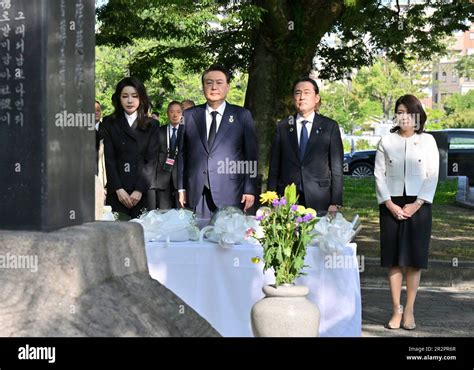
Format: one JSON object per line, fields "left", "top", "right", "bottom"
{"left": 244, "top": 0, "right": 345, "bottom": 180}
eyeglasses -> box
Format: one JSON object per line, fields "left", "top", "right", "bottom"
{"left": 204, "top": 79, "right": 226, "bottom": 87}
{"left": 293, "top": 90, "right": 316, "bottom": 97}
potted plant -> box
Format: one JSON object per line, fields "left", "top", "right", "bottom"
{"left": 250, "top": 183, "right": 321, "bottom": 337}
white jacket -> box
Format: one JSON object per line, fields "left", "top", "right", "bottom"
{"left": 374, "top": 132, "right": 439, "bottom": 204}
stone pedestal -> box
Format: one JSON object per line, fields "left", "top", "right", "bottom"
{"left": 0, "top": 222, "right": 219, "bottom": 336}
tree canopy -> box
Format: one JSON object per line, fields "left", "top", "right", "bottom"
{"left": 96, "top": 0, "right": 474, "bottom": 168}
{"left": 443, "top": 90, "right": 474, "bottom": 128}
{"left": 455, "top": 54, "right": 474, "bottom": 80}
{"left": 97, "top": 1, "right": 472, "bottom": 82}
{"left": 320, "top": 57, "right": 429, "bottom": 134}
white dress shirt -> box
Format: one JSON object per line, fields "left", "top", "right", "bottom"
{"left": 296, "top": 112, "right": 315, "bottom": 145}
{"left": 125, "top": 111, "right": 138, "bottom": 127}
{"left": 206, "top": 102, "right": 226, "bottom": 139}
{"left": 374, "top": 132, "right": 439, "bottom": 204}
{"left": 168, "top": 123, "right": 179, "bottom": 138}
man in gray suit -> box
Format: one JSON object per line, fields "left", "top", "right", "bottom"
{"left": 178, "top": 65, "right": 258, "bottom": 215}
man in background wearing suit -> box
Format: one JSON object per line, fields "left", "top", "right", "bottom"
{"left": 149, "top": 101, "right": 183, "bottom": 209}
{"left": 178, "top": 65, "right": 258, "bottom": 217}
{"left": 267, "top": 77, "right": 343, "bottom": 215}
{"left": 181, "top": 99, "right": 195, "bottom": 111}
{"left": 95, "top": 100, "right": 106, "bottom": 216}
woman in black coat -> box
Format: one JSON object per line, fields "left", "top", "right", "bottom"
{"left": 102, "top": 77, "right": 159, "bottom": 219}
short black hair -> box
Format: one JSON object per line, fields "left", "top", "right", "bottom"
{"left": 201, "top": 65, "right": 232, "bottom": 84}
{"left": 95, "top": 100, "right": 101, "bottom": 107}
{"left": 167, "top": 101, "right": 182, "bottom": 110}
{"left": 392, "top": 94, "right": 427, "bottom": 134}
{"left": 292, "top": 77, "right": 319, "bottom": 94}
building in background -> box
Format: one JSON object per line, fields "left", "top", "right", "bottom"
{"left": 432, "top": 22, "right": 474, "bottom": 106}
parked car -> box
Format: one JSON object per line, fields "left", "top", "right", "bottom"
{"left": 429, "top": 129, "right": 474, "bottom": 186}
{"left": 343, "top": 129, "right": 474, "bottom": 185}
{"left": 343, "top": 150, "right": 376, "bottom": 177}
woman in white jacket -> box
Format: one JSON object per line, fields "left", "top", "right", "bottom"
{"left": 374, "top": 95, "right": 439, "bottom": 331}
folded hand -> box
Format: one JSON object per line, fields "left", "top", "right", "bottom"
{"left": 130, "top": 191, "right": 143, "bottom": 207}
{"left": 402, "top": 202, "right": 421, "bottom": 217}
{"left": 116, "top": 188, "right": 133, "bottom": 209}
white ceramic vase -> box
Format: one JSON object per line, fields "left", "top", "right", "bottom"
{"left": 251, "top": 284, "right": 320, "bottom": 337}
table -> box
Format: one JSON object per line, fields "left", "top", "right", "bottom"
{"left": 145, "top": 241, "right": 361, "bottom": 337}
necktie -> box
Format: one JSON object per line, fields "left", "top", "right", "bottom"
{"left": 170, "top": 127, "right": 177, "bottom": 152}
{"left": 208, "top": 111, "right": 218, "bottom": 148}
{"left": 299, "top": 120, "right": 309, "bottom": 160}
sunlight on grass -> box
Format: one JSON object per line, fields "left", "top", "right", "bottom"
{"left": 343, "top": 177, "right": 474, "bottom": 260}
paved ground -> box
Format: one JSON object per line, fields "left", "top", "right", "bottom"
{"left": 361, "top": 285, "right": 474, "bottom": 337}
{"left": 361, "top": 181, "right": 474, "bottom": 338}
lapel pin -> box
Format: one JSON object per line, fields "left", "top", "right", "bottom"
{"left": 229, "top": 115, "right": 234, "bottom": 123}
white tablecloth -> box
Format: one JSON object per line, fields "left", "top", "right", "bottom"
{"left": 146, "top": 241, "right": 361, "bottom": 337}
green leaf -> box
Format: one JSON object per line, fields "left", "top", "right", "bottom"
{"left": 284, "top": 183, "right": 297, "bottom": 205}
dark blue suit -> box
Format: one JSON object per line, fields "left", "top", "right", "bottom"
{"left": 267, "top": 113, "right": 343, "bottom": 213}
{"left": 178, "top": 103, "right": 258, "bottom": 209}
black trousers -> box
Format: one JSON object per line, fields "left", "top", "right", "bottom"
{"left": 194, "top": 186, "right": 218, "bottom": 218}
{"left": 148, "top": 184, "right": 179, "bottom": 210}
{"left": 296, "top": 190, "right": 328, "bottom": 217}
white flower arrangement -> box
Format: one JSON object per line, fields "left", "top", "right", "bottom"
{"left": 199, "top": 206, "right": 260, "bottom": 248}
{"left": 311, "top": 213, "right": 359, "bottom": 253}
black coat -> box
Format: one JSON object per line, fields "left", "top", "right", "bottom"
{"left": 102, "top": 114, "right": 159, "bottom": 196}
{"left": 150, "top": 124, "right": 183, "bottom": 190}
{"left": 95, "top": 121, "right": 104, "bottom": 174}
{"left": 267, "top": 113, "right": 343, "bottom": 212}
{"left": 95, "top": 121, "right": 103, "bottom": 151}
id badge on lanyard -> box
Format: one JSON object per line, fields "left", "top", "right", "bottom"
{"left": 163, "top": 125, "right": 178, "bottom": 172}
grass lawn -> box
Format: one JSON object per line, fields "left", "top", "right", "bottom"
{"left": 342, "top": 177, "right": 474, "bottom": 261}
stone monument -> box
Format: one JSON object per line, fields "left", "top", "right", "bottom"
{"left": 0, "top": 0, "right": 219, "bottom": 337}
{"left": 0, "top": 0, "right": 95, "bottom": 231}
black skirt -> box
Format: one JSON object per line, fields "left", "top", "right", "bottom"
{"left": 379, "top": 194, "right": 432, "bottom": 269}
